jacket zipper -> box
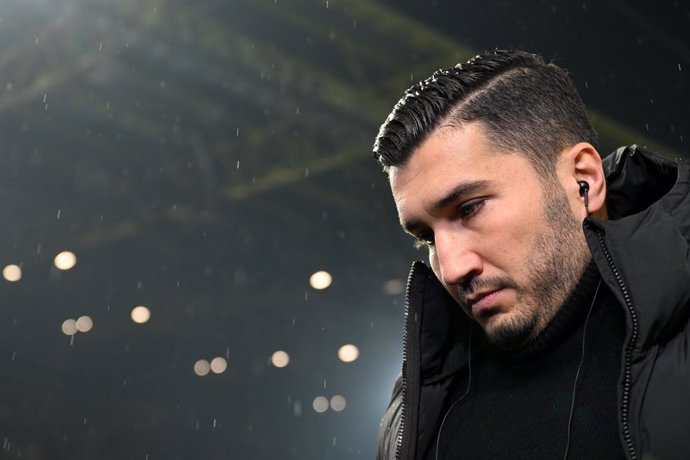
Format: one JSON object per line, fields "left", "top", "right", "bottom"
{"left": 396, "top": 263, "right": 420, "bottom": 460}
{"left": 596, "top": 229, "right": 638, "bottom": 460}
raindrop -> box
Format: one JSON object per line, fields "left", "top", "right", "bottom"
{"left": 679, "top": 63, "right": 682, "bottom": 71}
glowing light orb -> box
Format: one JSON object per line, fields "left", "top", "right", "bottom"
{"left": 194, "top": 359, "right": 210, "bottom": 376}
{"left": 210, "top": 357, "right": 228, "bottom": 374}
{"left": 61, "top": 319, "right": 78, "bottom": 336}
{"left": 309, "top": 271, "right": 332, "bottom": 290}
{"left": 2, "top": 264, "right": 21, "bottom": 282}
{"left": 54, "top": 251, "right": 77, "bottom": 270}
{"left": 271, "top": 350, "right": 290, "bottom": 368}
{"left": 337, "top": 344, "right": 359, "bottom": 363}
{"left": 312, "top": 396, "right": 329, "bottom": 413}
{"left": 76, "top": 315, "right": 93, "bottom": 332}
{"left": 131, "top": 306, "right": 151, "bottom": 324}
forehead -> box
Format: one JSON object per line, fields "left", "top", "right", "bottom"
{"left": 389, "top": 123, "right": 506, "bottom": 196}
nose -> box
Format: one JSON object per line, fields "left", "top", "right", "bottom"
{"left": 432, "top": 229, "right": 483, "bottom": 286}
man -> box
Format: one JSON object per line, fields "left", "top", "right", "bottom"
{"left": 373, "top": 49, "right": 690, "bottom": 460}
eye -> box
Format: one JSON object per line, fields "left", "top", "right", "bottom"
{"left": 458, "top": 199, "right": 486, "bottom": 219}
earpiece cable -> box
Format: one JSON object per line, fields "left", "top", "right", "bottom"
{"left": 562, "top": 278, "right": 602, "bottom": 460}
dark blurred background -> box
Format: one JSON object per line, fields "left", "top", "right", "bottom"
{"left": 0, "top": 0, "right": 687, "bottom": 459}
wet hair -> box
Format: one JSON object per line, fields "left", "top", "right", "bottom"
{"left": 372, "top": 49, "right": 598, "bottom": 179}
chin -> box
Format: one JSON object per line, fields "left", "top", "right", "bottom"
{"left": 483, "top": 311, "right": 540, "bottom": 349}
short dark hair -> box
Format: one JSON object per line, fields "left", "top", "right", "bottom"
{"left": 372, "top": 49, "right": 598, "bottom": 178}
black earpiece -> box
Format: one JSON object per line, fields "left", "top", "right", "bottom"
{"left": 578, "top": 180, "right": 590, "bottom": 212}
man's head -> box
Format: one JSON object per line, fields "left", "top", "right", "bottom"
{"left": 374, "top": 50, "right": 607, "bottom": 348}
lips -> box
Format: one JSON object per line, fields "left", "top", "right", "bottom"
{"left": 467, "top": 288, "right": 504, "bottom": 316}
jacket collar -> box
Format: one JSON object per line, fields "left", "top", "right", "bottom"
{"left": 587, "top": 145, "right": 690, "bottom": 350}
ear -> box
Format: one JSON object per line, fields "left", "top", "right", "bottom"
{"left": 557, "top": 142, "right": 607, "bottom": 221}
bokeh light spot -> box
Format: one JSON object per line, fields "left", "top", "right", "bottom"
{"left": 194, "top": 359, "right": 210, "bottom": 376}
{"left": 61, "top": 319, "right": 78, "bottom": 336}
{"left": 271, "top": 350, "right": 290, "bottom": 368}
{"left": 54, "top": 251, "right": 77, "bottom": 270}
{"left": 131, "top": 306, "right": 151, "bottom": 324}
{"left": 312, "top": 396, "right": 328, "bottom": 413}
{"left": 337, "top": 344, "right": 359, "bottom": 363}
{"left": 330, "top": 395, "right": 347, "bottom": 412}
{"left": 309, "top": 271, "right": 332, "bottom": 290}
{"left": 76, "top": 315, "right": 93, "bottom": 332}
{"left": 383, "top": 279, "right": 405, "bottom": 295}
{"left": 210, "top": 357, "right": 228, "bottom": 374}
{"left": 3, "top": 264, "right": 22, "bottom": 282}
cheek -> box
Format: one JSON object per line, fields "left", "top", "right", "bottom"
{"left": 428, "top": 249, "right": 440, "bottom": 277}
{"left": 482, "top": 208, "right": 544, "bottom": 270}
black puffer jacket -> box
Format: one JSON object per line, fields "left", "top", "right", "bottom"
{"left": 377, "top": 145, "right": 690, "bottom": 460}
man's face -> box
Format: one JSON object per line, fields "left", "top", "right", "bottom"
{"left": 389, "top": 122, "right": 591, "bottom": 348}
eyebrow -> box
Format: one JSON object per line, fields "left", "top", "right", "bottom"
{"left": 401, "top": 180, "right": 491, "bottom": 234}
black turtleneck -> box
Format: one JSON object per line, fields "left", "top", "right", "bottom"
{"left": 426, "top": 262, "right": 627, "bottom": 460}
